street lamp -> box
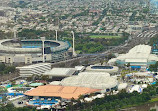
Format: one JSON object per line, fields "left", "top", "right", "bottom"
{"left": 55, "top": 30, "right": 58, "bottom": 41}
{"left": 71, "top": 31, "right": 76, "bottom": 57}
{"left": 41, "top": 37, "right": 45, "bottom": 63}
{"left": 13, "top": 27, "right": 17, "bottom": 39}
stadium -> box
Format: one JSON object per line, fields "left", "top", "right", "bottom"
{"left": 108, "top": 45, "right": 158, "bottom": 69}
{"left": 24, "top": 72, "right": 118, "bottom": 106}
{"left": 60, "top": 72, "right": 118, "bottom": 91}
{"left": 86, "top": 65, "right": 119, "bottom": 75}
{"left": 0, "top": 39, "right": 71, "bottom": 64}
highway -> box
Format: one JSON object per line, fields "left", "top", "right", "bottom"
{"left": 102, "top": 29, "right": 158, "bottom": 55}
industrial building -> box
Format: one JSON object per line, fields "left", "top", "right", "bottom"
{"left": 108, "top": 45, "right": 158, "bottom": 69}
{"left": 17, "top": 63, "right": 51, "bottom": 77}
{"left": 0, "top": 39, "right": 71, "bottom": 64}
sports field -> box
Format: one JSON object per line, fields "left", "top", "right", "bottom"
{"left": 90, "top": 35, "right": 121, "bottom": 39}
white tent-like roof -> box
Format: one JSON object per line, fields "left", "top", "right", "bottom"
{"left": 118, "top": 83, "right": 128, "bottom": 91}
{"left": 133, "top": 72, "right": 149, "bottom": 76}
{"left": 61, "top": 72, "right": 118, "bottom": 90}
{"left": 49, "top": 81, "right": 61, "bottom": 85}
{"left": 43, "top": 68, "right": 77, "bottom": 77}
{"left": 108, "top": 44, "right": 158, "bottom": 65}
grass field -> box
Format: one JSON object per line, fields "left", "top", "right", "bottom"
{"left": 89, "top": 35, "right": 121, "bottom": 39}
{"left": 149, "top": 97, "right": 158, "bottom": 103}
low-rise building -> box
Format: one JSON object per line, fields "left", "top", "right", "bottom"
{"left": 17, "top": 63, "right": 51, "bottom": 77}
{"left": 43, "top": 68, "right": 77, "bottom": 79}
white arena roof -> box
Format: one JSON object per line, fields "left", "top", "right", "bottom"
{"left": 118, "top": 45, "right": 157, "bottom": 60}
{"left": 60, "top": 72, "right": 118, "bottom": 90}
{"left": 17, "top": 63, "right": 51, "bottom": 69}
{"left": 86, "top": 65, "right": 118, "bottom": 73}
{"left": 78, "top": 72, "right": 110, "bottom": 76}
{"left": 75, "top": 66, "right": 85, "bottom": 72}
{"left": 43, "top": 68, "right": 77, "bottom": 77}
{"left": 108, "top": 44, "right": 158, "bottom": 66}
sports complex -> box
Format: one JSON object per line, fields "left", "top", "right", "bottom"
{"left": 0, "top": 39, "right": 71, "bottom": 64}
{"left": 86, "top": 65, "right": 119, "bottom": 75}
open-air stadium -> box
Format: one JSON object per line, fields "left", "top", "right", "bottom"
{"left": 0, "top": 39, "right": 71, "bottom": 64}
{"left": 86, "top": 65, "right": 119, "bottom": 75}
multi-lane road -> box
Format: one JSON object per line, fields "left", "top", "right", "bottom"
{"left": 103, "top": 29, "right": 158, "bottom": 55}
{"left": 52, "top": 29, "right": 158, "bottom": 66}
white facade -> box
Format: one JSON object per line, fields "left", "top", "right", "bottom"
{"left": 75, "top": 66, "right": 85, "bottom": 72}
{"left": 0, "top": 39, "right": 71, "bottom": 64}
{"left": 17, "top": 63, "right": 51, "bottom": 77}
{"left": 108, "top": 45, "right": 158, "bottom": 67}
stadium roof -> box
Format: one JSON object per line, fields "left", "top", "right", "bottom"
{"left": 24, "top": 85, "right": 100, "bottom": 99}
{"left": 17, "top": 63, "right": 51, "bottom": 69}
{"left": 75, "top": 66, "right": 85, "bottom": 71}
{"left": 108, "top": 44, "right": 158, "bottom": 64}
{"left": 86, "top": 65, "right": 118, "bottom": 73}
{"left": 61, "top": 72, "right": 118, "bottom": 89}
{"left": 43, "top": 68, "right": 77, "bottom": 77}
{"left": 118, "top": 45, "right": 157, "bottom": 60}
{"left": 78, "top": 72, "right": 110, "bottom": 76}
{"left": 29, "top": 83, "right": 44, "bottom": 87}
{"left": 0, "top": 39, "right": 70, "bottom": 53}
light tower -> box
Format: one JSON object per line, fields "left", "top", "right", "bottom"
{"left": 71, "top": 31, "right": 77, "bottom": 56}
{"left": 41, "top": 37, "right": 45, "bottom": 63}
{"left": 14, "top": 28, "right": 16, "bottom": 39}
{"left": 55, "top": 30, "right": 58, "bottom": 41}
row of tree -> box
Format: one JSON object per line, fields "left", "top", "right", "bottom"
{"left": 0, "top": 63, "right": 16, "bottom": 75}
{"left": 18, "top": 29, "right": 70, "bottom": 40}
{"left": 149, "top": 34, "right": 158, "bottom": 46}
{"left": 66, "top": 82, "right": 158, "bottom": 111}
{"left": 1, "top": 82, "right": 158, "bottom": 111}
{"left": 0, "top": 104, "right": 38, "bottom": 111}
{"left": 18, "top": 29, "right": 129, "bottom": 54}
{"left": 149, "top": 61, "right": 158, "bottom": 72}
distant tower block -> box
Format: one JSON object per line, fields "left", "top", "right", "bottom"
{"left": 56, "top": 30, "right": 58, "bottom": 41}
{"left": 71, "top": 31, "right": 77, "bottom": 57}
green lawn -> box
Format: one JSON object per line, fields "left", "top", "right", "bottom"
{"left": 89, "top": 35, "right": 121, "bottom": 39}
{"left": 149, "top": 97, "right": 158, "bottom": 103}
